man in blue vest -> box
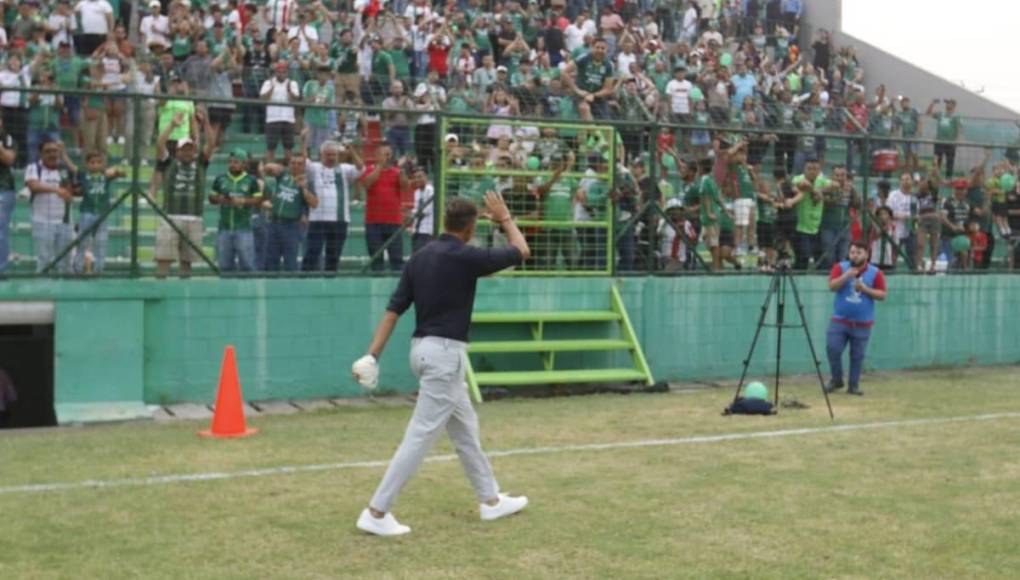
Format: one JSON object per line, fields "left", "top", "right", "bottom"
{"left": 825, "top": 241, "right": 888, "bottom": 396}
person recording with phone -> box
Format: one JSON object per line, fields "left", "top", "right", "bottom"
{"left": 825, "top": 241, "right": 888, "bottom": 396}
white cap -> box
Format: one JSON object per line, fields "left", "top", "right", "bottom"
{"left": 413, "top": 84, "right": 428, "bottom": 98}
{"left": 177, "top": 137, "right": 195, "bottom": 148}
{"left": 445, "top": 133, "right": 459, "bottom": 143}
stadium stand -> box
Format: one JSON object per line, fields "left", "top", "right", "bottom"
{"left": 0, "top": 0, "right": 1018, "bottom": 277}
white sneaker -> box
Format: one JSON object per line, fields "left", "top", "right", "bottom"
{"left": 480, "top": 493, "right": 528, "bottom": 521}
{"left": 356, "top": 508, "right": 411, "bottom": 537}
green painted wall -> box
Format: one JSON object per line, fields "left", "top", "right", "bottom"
{"left": 2, "top": 275, "right": 1018, "bottom": 422}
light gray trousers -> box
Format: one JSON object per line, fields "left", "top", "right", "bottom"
{"left": 370, "top": 337, "right": 499, "bottom": 513}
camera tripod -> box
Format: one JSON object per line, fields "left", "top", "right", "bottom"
{"left": 731, "top": 261, "right": 835, "bottom": 419}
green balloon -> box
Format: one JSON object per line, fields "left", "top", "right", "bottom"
{"left": 950, "top": 235, "right": 971, "bottom": 253}
{"left": 1000, "top": 173, "right": 1016, "bottom": 193}
{"left": 744, "top": 381, "right": 768, "bottom": 401}
{"left": 526, "top": 156, "right": 540, "bottom": 170}
{"left": 720, "top": 53, "right": 733, "bottom": 68}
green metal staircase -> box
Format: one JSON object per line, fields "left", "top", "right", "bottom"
{"left": 465, "top": 286, "right": 654, "bottom": 402}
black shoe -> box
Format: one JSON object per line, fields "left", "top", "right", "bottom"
{"left": 847, "top": 386, "right": 863, "bottom": 396}
{"left": 825, "top": 380, "right": 845, "bottom": 393}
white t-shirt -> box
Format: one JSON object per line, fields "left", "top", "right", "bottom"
{"left": 616, "top": 52, "right": 637, "bottom": 79}
{"left": 47, "top": 14, "right": 75, "bottom": 48}
{"left": 306, "top": 161, "right": 360, "bottom": 223}
{"left": 266, "top": 0, "right": 297, "bottom": 30}
{"left": 0, "top": 67, "right": 30, "bottom": 108}
{"left": 260, "top": 78, "right": 299, "bottom": 123}
{"left": 665, "top": 79, "right": 693, "bottom": 115}
{"left": 887, "top": 189, "right": 914, "bottom": 240}
{"left": 26, "top": 162, "right": 68, "bottom": 224}
{"left": 287, "top": 25, "right": 319, "bottom": 54}
{"left": 140, "top": 15, "right": 170, "bottom": 48}
{"left": 76, "top": 0, "right": 113, "bottom": 35}
{"left": 412, "top": 184, "right": 434, "bottom": 235}
{"left": 564, "top": 24, "right": 585, "bottom": 52}
{"left": 403, "top": 3, "right": 432, "bottom": 23}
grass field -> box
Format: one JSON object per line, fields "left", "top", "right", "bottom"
{"left": 2, "top": 367, "right": 1019, "bottom": 579}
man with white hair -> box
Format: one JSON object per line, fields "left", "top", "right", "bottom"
{"left": 302, "top": 139, "right": 362, "bottom": 271}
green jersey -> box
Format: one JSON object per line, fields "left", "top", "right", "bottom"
{"left": 387, "top": 49, "right": 411, "bottom": 80}
{"left": 698, "top": 174, "right": 724, "bottom": 226}
{"left": 171, "top": 34, "right": 192, "bottom": 59}
{"left": 574, "top": 54, "right": 613, "bottom": 93}
{"left": 302, "top": 80, "right": 334, "bottom": 127}
{"left": 158, "top": 100, "right": 195, "bottom": 142}
{"left": 581, "top": 178, "right": 609, "bottom": 220}
{"left": 371, "top": 50, "right": 393, "bottom": 78}
{"left": 461, "top": 175, "right": 496, "bottom": 205}
{"left": 271, "top": 172, "right": 312, "bottom": 221}
{"left": 539, "top": 176, "right": 576, "bottom": 222}
{"left": 757, "top": 191, "right": 776, "bottom": 224}
{"left": 163, "top": 157, "right": 208, "bottom": 217}
{"left": 0, "top": 132, "right": 13, "bottom": 191}
{"left": 331, "top": 44, "right": 358, "bottom": 73}
{"left": 682, "top": 179, "right": 700, "bottom": 208}
{"left": 28, "top": 93, "right": 60, "bottom": 131}
{"left": 50, "top": 56, "right": 86, "bottom": 89}
{"left": 820, "top": 181, "right": 855, "bottom": 230}
{"left": 77, "top": 171, "right": 113, "bottom": 215}
{"left": 735, "top": 165, "right": 755, "bottom": 199}
{"left": 211, "top": 172, "right": 262, "bottom": 231}
{"left": 791, "top": 174, "right": 831, "bottom": 235}
{"left": 934, "top": 112, "right": 961, "bottom": 141}
{"left": 897, "top": 107, "right": 919, "bottom": 137}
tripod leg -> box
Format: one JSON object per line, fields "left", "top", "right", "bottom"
{"left": 773, "top": 274, "right": 785, "bottom": 409}
{"left": 731, "top": 270, "right": 781, "bottom": 406}
{"left": 787, "top": 273, "right": 835, "bottom": 420}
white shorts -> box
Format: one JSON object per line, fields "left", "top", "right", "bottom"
{"left": 734, "top": 198, "right": 755, "bottom": 227}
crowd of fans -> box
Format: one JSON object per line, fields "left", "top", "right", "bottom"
{"left": 0, "top": 0, "right": 1018, "bottom": 277}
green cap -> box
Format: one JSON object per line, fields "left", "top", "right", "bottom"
{"left": 229, "top": 148, "right": 248, "bottom": 160}
{"left": 526, "top": 156, "right": 541, "bottom": 170}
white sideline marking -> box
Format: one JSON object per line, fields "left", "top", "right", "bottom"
{"left": 1, "top": 412, "right": 1018, "bottom": 496}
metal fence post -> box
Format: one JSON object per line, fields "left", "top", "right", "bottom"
{"left": 129, "top": 92, "right": 143, "bottom": 276}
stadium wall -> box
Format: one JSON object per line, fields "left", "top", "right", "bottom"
{"left": 803, "top": 0, "right": 1019, "bottom": 121}
{"left": 1, "top": 276, "right": 1018, "bottom": 423}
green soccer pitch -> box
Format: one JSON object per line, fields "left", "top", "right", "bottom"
{"left": 2, "top": 366, "right": 1019, "bottom": 579}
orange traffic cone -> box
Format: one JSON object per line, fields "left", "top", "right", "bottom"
{"left": 199, "top": 345, "right": 258, "bottom": 438}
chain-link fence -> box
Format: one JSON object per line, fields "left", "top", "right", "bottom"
{"left": 0, "top": 86, "right": 1017, "bottom": 278}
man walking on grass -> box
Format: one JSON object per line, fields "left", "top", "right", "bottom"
{"left": 351, "top": 192, "right": 531, "bottom": 537}
{"left": 825, "top": 241, "right": 888, "bottom": 396}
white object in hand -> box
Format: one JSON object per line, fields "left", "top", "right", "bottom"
{"left": 352, "top": 355, "right": 379, "bottom": 389}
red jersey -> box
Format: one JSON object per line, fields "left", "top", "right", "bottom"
{"left": 360, "top": 165, "right": 404, "bottom": 225}
{"left": 427, "top": 41, "right": 450, "bottom": 76}
{"left": 969, "top": 231, "right": 988, "bottom": 264}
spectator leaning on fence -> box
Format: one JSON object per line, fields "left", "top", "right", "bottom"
{"left": 154, "top": 114, "right": 214, "bottom": 279}
{"left": 262, "top": 151, "right": 318, "bottom": 272}
{"left": 787, "top": 157, "right": 834, "bottom": 271}
{"left": 210, "top": 149, "right": 263, "bottom": 272}
{"left": 72, "top": 151, "right": 124, "bottom": 274}
{"left": 360, "top": 144, "right": 409, "bottom": 272}
{"left": 410, "top": 166, "right": 434, "bottom": 254}
{"left": 26, "top": 140, "right": 75, "bottom": 274}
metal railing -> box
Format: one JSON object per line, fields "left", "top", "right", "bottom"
{"left": 0, "top": 87, "right": 1017, "bottom": 278}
